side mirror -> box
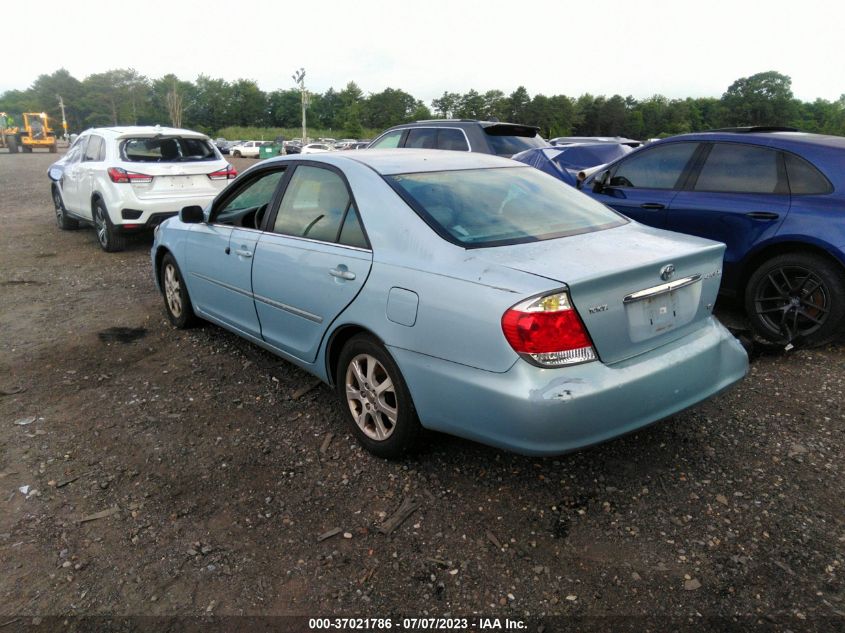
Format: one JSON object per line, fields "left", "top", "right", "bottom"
{"left": 179, "top": 205, "right": 205, "bottom": 224}
{"left": 47, "top": 166, "right": 63, "bottom": 182}
{"left": 592, "top": 169, "right": 610, "bottom": 194}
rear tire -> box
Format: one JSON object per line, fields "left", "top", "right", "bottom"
{"left": 160, "top": 253, "right": 197, "bottom": 328}
{"left": 233, "top": 150, "right": 241, "bottom": 157}
{"left": 22, "top": 145, "right": 32, "bottom": 153}
{"left": 93, "top": 199, "right": 126, "bottom": 252}
{"left": 336, "top": 334, "right": 421, "bottom": 459}
{"left": 53, "top": 187, "right": 79, "bottom": 230}
{"left": 745, "top": 252, "right": 845, "bottom": 347}
{"left": 49, "top": 143, "right": 57, "bottom": 153}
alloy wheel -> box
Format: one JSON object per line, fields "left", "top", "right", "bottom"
{"left": 95, "top": 207, "right": 108, "bottom": 247}
{"left": 163, "top": 263, "right": 183, "bottom": 318}
{"left": 752, "top": 264, "right": 830, "bottom": 341}
{"left": 345, "top": 354, "right": 398, "bottom": 441}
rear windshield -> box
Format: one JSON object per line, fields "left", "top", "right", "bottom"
{"left": 483, "top": 125, "right": 546, "bottom": 156}
{"left": 386, "top": 166, "right": 626, "bottom": 248}
{"left": 121, "top": 137, "right": 217, "bottom": 162}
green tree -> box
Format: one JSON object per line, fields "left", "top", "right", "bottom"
{"left": 362, "top": 88, "right": 418, "bottom": 128}
{"left": 431, "top": 91, "right": 460, "bottom": 118}
{"left": 721, "top": 71, "right": 798, "bottom": 126}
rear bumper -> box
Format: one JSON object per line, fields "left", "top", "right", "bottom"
{"left": 388, "top": 317, "right": 748, "bottom": 456}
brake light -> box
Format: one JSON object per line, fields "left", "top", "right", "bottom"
{"left": 208, "top": 165, "right": 238, "bottom": 180}
{"left": 502, "top": 291, "right": 597, "bottom": 367}
{"left": 108, "top": 167, "right": 153, "bottom": 184}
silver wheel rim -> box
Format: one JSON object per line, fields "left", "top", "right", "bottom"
{"left": 163, "top": 263, "right": 183, "bottom": 318}
{"left": 95, "top": 207, "right": 108, "bottom": 246}
{"left": 53, "top": 190, "right": 63, "bottom": 222}
{"left": 345, "top": 354, "right": 397, "bottom": 441}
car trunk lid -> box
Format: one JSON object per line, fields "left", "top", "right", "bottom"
{"left": 123, "top": 162, "right": 227, "bottom": 200}
{"left": 473, "top": 223, "right": 726, "bottom": 365}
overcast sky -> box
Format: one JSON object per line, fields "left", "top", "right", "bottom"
{"left": 6, "top": 0, "right": 844, "bottom": 103}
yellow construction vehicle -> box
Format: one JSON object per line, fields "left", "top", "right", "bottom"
{"left": 0, "top": 112, "right": 57, "bottom": 153}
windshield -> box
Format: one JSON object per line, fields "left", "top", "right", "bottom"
{"left": 386, "top": 166, "right": 626, "bottom": 248}
{"left": 121, "top": 137, "right": 218, "bottom": 162}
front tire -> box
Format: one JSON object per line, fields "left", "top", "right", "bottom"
{"left": 336, "top": 334, "right": 421, "bottom": 459}
{"left": 745, "top": 252, "right": 845, "bottom": 346}
{"left": 53, "top": 187, "right": 79, "bottom": 230}
{"left": 93, "top": 199, "right": 126, "bottom": 252}
{"left": 160, "top": 253, "right": 197, "bottom": 328}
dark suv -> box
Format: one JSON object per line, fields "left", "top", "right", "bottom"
{"left": 368, "top": 119, "right": 546, "bottom": 157}
{"left": 582, "top": 127, "right": 845, "bottom": 346}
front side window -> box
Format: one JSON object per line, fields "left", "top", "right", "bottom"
{"left": 369, "top": 129, "right": 404, "bottom": 149}
{"left": 213, "top": 169, "right": 286, "bottom": 227}
{"left": 694, "top": 143, "right": 784, "bottom": 194}
{"left": 273, "top": 166, "right": 353, "bottom": 243}
{"left": 121, "top": 137, "right": 217, "bottom": 162}
{"left": 610, "top": 142, "right": 699, "bottom": 189}
{"left": 387, "top": 166, "right": 626, "bottom": 248}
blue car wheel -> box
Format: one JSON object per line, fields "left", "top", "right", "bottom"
{"left": 745, "top": 252, "right": 845, "bottom": 347}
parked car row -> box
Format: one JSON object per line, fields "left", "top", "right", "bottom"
{"left": 46, "top": 118, "right": 844, "bottom": 462}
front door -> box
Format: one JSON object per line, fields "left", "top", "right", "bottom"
{"left": 252, "top": 164, "right": 373, "bottom": 361}
{"left": 183, "top": 167, "right": 287, "bottom": 338}
{"left": 590, "top": 141, "right": 701, "bottom": 229}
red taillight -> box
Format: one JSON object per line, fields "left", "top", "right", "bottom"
{"left": 208, "top": 164, "right": 238, "bottom": 180}
{"left": 502, "top": 292, "right": 597, "bottom": 367}
{"left": 108, "top": 167, "right": 152, "bottom": 184}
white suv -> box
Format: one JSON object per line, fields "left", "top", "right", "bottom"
{"left": 49, "top": 126, "right": 236, "bottom": 252}
{"left": 229, "top": 140, "right": 266, "bottom": 158}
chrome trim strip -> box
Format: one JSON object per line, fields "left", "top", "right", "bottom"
{"left": 623, "top": 274, "right": 702, "bottom": 304}
{"left": 190, "top": 272, "right": 323, "bottom": 323}
{"left": 253, "top": 292, "right": 323, "bottom": 323}
{"left": 207, "top": 223, "right": 372, "bottom": 253}
{"left": 190, "top": 272, "right": 254, "bottom": 299}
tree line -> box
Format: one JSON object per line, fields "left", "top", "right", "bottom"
{"left": 1, "top": 68, "right": 843, "bottom": 139}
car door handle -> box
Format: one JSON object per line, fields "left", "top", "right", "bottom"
{"left": 329, "top": 267, "right": 355, "bottom": 280}
{"left": 234, "top": 248, "right": 253, "bottom": 258}
{"left": 639, "top": 203, "right": 666, "bottom": 210}
{"left": 745, "top": 211, "right": 780, "bottom": 220}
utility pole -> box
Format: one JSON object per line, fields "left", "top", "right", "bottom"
{"left": 292, "top": 68, "right": 307, "bottom": 143}
{"left": 57, "top": 95, "right": 68, "bottom": 140}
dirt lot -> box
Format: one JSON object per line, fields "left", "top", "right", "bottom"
{"left": 1, "top": 150, "right": 844, "bottom": 630}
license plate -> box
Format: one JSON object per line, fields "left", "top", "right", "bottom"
{"left": 625, "top": 282, "right": 701, "bottom": 343}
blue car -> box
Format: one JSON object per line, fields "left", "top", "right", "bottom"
{"left": 512, "top": 143, "right": 634, "bottom": 187}
{"left": 582, "top": 128, "right": 845, "bottom": 346}
{"left": 151, "top": 150, "right": 747, "bottom": 458}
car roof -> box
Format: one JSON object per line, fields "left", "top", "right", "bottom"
{"left": 660, "top": 130, "right": 845, "bottom": 151}
{"left": 81, "top": 125, "right": 209, "bottom": 140}
{"left": 264, "top": 149, "right": 523, "bottom": 175}
{"left": 384, "top": 119, "right": 541, "bottom": 133}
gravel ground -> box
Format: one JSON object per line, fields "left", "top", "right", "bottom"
{"left": 0, "top": 150, "right": 843, "bottom": 630}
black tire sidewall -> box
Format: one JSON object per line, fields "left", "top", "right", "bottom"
{"left": 160, "top": 254, "right": 195, "bottom": 328}
{"left": 335, "top": 334, "right": 420, "bottom": 459}
{"left": 745, "top": 252, "right": 845, "bottom": 346}
{"left": 53, "top": 188, "right": 77, "bottom": 230}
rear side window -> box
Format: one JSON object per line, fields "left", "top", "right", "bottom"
{"left": 611, "top": 142, "right": 698, "bottom": 189}
{"left": 784, "top": 153, "right": 832, "bottom": 195}
{"left": 369, "top": 129, "right": 404, "bottom": 149}
{"left": 387, "top": 166, "right": 626, "bottom": 248}
{"left": 83, "top": 135, "right": 104, "bottom": 161}
{"left": 121, "top": 137, "right": 217, "bottom": 162}
{"left": 406, "top": 128, "right": 437, "bottom": 149}
{"left": 694, "top": 143, "right": 785, "bottom": 194}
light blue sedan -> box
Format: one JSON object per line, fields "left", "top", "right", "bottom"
{"left": 151, "top": 150, "right": 748, "bottom": 458}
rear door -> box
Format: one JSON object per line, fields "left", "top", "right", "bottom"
{"left": 252, "top": 163, "right": 373, "bottom": 361}
{"left": 590, "top": 141, "right": 701, "bottom": 228}
{"left": 183, "top": 166, "right": 287, "bottom": 338}
{"left": 667, "top": 142, "right": 790, "bottom": 285}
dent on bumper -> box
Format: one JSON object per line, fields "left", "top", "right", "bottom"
{"left": 388, "top": 317, "right": 748, "bottom": 456}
